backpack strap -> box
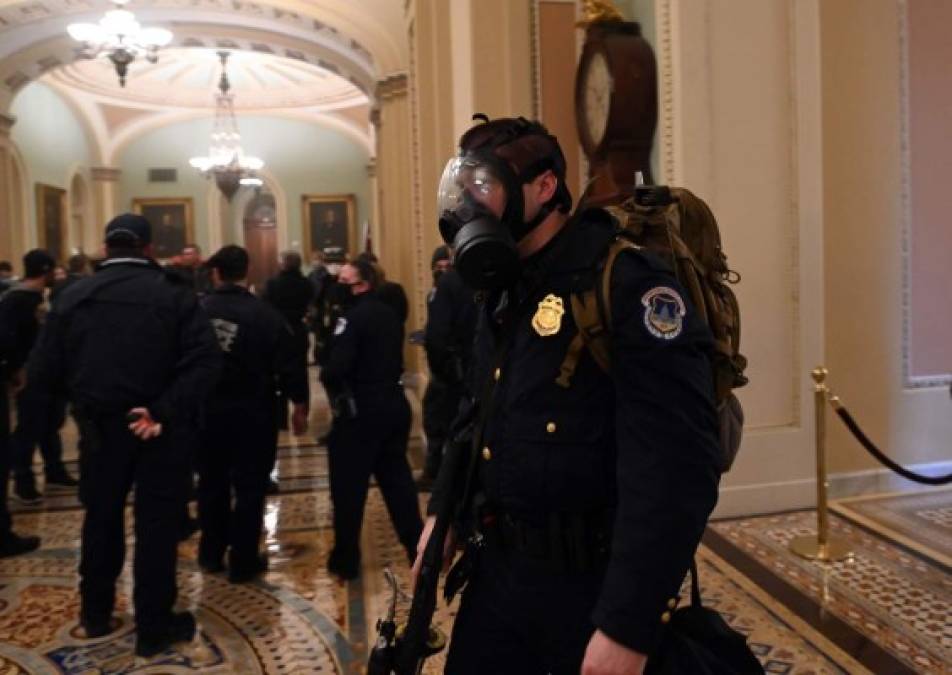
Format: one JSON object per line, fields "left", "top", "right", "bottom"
{"left": 556, "top": 237, "right": 639, "bottom": 388}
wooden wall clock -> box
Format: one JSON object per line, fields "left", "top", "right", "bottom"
{"left": 575, "top": 17, "right": 658, "bottom": 203}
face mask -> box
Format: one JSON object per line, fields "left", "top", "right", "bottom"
{"left": 438, "top": 191, "right": 520, "bottom": 291}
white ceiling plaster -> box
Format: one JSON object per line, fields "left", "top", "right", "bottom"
{"left": 0, "top": 0, "right": 408, "bottom": 74}
{"left": 46, "top": 47, "right": 368, "bottom": 111}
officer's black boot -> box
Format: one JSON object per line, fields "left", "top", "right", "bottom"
{"left": 0, "top": 531, "right": 40, "bottom": 558}
{"left": 135, "top": 611, "right": 196, "bottom": 658}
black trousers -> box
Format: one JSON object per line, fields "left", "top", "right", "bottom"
{"left": 276, "top": 327, "right": 310, "bottom": 430}
{"left": 197, "top": 405, "right": 277, "bottom": 571}
{"left": 76, "top": 413, "right": 191, "bottom": 638}
{"left": 327, "top": 391, "right": 422, "bottom": 567}
{"left": 0, "top": 387, "right": 12, "bottom": 538}
{"left": 11, "top": 390, "right": 68, "bottom": 486}
{"left": 445, "top": 543, "right": 605, "bottom": 675}
{"left": 421, "top": 379, "right": 464, "bottom": 479}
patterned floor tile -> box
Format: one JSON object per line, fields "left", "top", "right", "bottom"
{"left": 831, "top": 488, "right": 952, "bottom": 568}
{"left": 710, "top": 511, "right": 951, "bottom": 674}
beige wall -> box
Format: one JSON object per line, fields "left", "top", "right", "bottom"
{"left": 822, "top": 0, "right": 952, "bottom": 485}
{"left": 538, "top": 1, "right": 581, "bottom": 198}
{"left": 907, "top": 0, "right": 952, "bottom": 379}
{"left": 655, "top": 0, "right": 825, "bottom": 516}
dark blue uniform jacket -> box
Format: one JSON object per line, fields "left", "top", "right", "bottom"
{"left": 26, "top": 257, "right": 221, "bottom": 424}
{"left": 201, "top": 284, "right": 308, "bottom": 411}
{"left": 432, "top": 208, "right": 721, "bottom": 654}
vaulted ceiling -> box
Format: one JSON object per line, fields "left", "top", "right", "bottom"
{"left": 0, "top": 0, "right": 407, "bottom": 161}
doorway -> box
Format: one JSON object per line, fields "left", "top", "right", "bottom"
{"left": 243, "top": 189, "right": 279, "bottom": 293}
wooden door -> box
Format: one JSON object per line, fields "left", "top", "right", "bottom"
{"left": 242, "top": 191, "right": 279, "bottom": 293}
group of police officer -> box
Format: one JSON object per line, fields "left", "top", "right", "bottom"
{"left": 0, "top": 115, "right": 721, "bottom": 675}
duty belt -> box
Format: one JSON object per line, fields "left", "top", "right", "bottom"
{"left": 484, "top": 510, "right": 613, "bottom": 573}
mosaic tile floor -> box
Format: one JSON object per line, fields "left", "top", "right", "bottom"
{"left": 831, "top": 488, "right": 952, "bottom": 568}
{"left": 708, "top": 510, "right": 951, "bottom": 674}
{"left": 2, "top": 384, "right": 947, "bottom": 672}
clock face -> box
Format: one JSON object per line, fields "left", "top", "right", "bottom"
{"left": 583, "top": 50, "right": 612, "bottom": 149}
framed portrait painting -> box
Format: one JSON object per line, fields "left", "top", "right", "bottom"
{"left": 35, "top": 183, "right": 67, "bottom": 263}
{"left": 302, "top": 194, "right": 356, "bottom": 257}
{"left": 132, "top": 197, "right": 194, "bottom": 260}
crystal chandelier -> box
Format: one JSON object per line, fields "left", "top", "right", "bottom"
{"left": 189, "top": 52, "right": 264, "bottom": 201}
{"left": 67, "top": 0, "right": 172, "bottom": 87}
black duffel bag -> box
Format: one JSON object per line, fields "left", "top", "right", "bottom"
{"left": 645, "top": 561, "right": 765, "bottom": 675}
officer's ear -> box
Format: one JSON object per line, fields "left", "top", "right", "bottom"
{"left": 528, "top": 170, "right": 558, "bottom": 206}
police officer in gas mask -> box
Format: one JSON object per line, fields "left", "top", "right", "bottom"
{"left": 415, "top": 117, "right": 721, "bottom": 675}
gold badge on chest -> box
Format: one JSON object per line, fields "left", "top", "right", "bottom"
{"left": 532, "top": 294, "right": 565, "bottom": 337}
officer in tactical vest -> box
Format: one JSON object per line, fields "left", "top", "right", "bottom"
{"left": 27, "top": 214, "right": 222, "bottom": 657}
{"left": 198, "top": 245, "right": 309, "bottom": 582}
{"left": 320, "top": 260, "right": 423, "bottom": 580}
{"left": 414, "top": 117, "right": 722, "bottom": 675}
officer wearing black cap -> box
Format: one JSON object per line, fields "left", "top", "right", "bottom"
{"left": 320, "top": 259, "right": 423, "bottom": 579}
{"left": 419, "top": 245, "right": 476, "bottom": 488}
{"left": 198, "top": 245, "right": 309, "bottom": 582}
{"left": 413, "top": 117, "right": 721, "bottom": 675}
{"left": 27, "top": 213, "right": 221, "bottom": 657}
{"left": 0, "top": 249, "right": 55, "bottom": 557}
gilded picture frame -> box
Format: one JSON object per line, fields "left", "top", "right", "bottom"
{"left": 302, "top": 194, "right": 357, "bottom": 258}
{"left": 35, "top": 183, "right": 67, "bottom": 263}
{"left": 132, "top": 197, "right": 194, "bottom": 260}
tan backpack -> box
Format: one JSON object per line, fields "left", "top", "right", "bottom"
{"left": 558, "top": 186, "right": 749, "bottom": 472}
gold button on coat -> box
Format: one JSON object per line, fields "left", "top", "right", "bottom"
{"left": 667, "top": 599, "right": 677, "bottom": 609}
{"left": 660, "top": 611, "right": 672, "bottom": 624}
{"left": 546, "top": 422, "right": 557, "bottom": 433}
{"left": 494, "top": 368, "right": 501, "bottom": 381}
{"left": 482, "top": 447, "right": 492, "bottom": 461}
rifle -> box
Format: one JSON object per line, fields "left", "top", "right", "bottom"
{"left": 368, "top": 279, "right": 527, "bottom": 673}
{"left": 367, "top": 415, "right": 475, "bottom": 675}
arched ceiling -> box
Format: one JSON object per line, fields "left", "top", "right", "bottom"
{"left": 0, "top": 0, "right": 406, "bottom": 162}
{"left": 48, "top": 47, "right": 367, "bottom": 111}
{"left": 0, "top": 0, "right": 409, "bottom": 111}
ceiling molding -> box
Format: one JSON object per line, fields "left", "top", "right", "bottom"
{"left": 0, "top": 0, "right": 408, "bottom": 74}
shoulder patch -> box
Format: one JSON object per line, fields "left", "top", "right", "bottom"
{"left": 641, "top": 286, "right": 685, "bottom": 340}
{"left": 333, "top": 317, "right": 348, "bottom": 336}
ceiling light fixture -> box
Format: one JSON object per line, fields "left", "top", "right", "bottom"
{"left": 67, "top": 0, "right": 172, "bottom": 87}
{"left": 189, "top": 52, "right": 265, "bottom": 200}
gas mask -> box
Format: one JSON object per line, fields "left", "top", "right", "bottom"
{"left": 438, "top": 156, "right": 532, "bottom": 291}
{"left": 436, "top": 117, "right": 572, "bottom": 291}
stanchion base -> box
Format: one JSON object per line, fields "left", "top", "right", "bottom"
{"left": 790, "top": 535, "right": 854, "bottom": 562}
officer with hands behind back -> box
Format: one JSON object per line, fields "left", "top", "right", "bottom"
{"left": 413, "top": 117, "right": 722, "bottom": 675}
{"left": 27, "top": 213, "right": 222, "bottom": 658}
{"left": 198, "top": 245, "right": 309, "bottom": 582}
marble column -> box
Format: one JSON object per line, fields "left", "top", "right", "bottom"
{"left": 374, "top": 72, "right": 420, "bottom": 373}
{"left": 0, "top": 113, "right": 18, "bottom": 262}
{"left": 89, "top": 166, "right": 121, "bottom": 253}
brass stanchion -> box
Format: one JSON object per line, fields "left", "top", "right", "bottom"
{"left": 790, "top": 367, "right": 854, "bottom": 562}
